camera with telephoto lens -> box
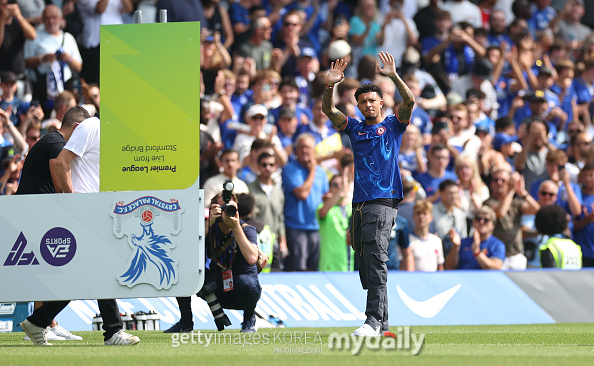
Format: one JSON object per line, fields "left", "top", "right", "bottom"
{"left": 218, "top": 181, "right": 236, "bottom": 221}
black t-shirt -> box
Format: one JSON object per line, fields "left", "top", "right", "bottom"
{"left": 0, "top": 18, "right": 26, "bottom": 75}
{"left": 16, "top": 131, "right": 66, "bottom": 195}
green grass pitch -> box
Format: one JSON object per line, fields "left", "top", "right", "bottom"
{"left": 2, "top": 324, "right": 593, "bottom": 366}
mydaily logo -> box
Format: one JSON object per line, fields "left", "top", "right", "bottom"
{"left": 3, "top": 232, "right": 39, "bottom": 266}
{"left": 328, "top": 326, "right": 425, "bottom": 355}
{"left": 397, "top": 284, "right": 461, "bottom": 318}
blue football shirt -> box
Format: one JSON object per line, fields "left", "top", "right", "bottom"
{"left": 341, "top": 115, "right": 407, "bottom": 203}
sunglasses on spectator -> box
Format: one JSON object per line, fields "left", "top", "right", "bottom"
{"left": 251, "top": 115, "right": 266, "bottom": 120}
{"left": 260, "top": 162, "right": 276, "bottom": 167}
{"left": 568, "top": 129, "right": 583, "bottom": 134}
{"left": 474, "top": 216, "right": 491, "bottom": 224}
{"left": 539, "top": 191, "right": 556, "bottom": 197}
{"left": 284, "top": 22, "right": 299, "bottom": 27}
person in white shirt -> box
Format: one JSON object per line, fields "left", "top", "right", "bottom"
{"left": 441, "top": 0, "right": 483, "bottom": 28}
{"left": 379, "top": 0, "right": 419, "bottom": 68}
{"left": 202, "top": 149, "right": 249, "bottom": 204}
{"left": 78, "top": 0, "right": 133, "bottom": 84}
{"left": 407, "top": 199, "right": 445, "bottom": 271}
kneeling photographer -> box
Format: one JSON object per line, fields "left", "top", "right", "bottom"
{"left": 165, "top": 182, "right": 264, "bottom": 333}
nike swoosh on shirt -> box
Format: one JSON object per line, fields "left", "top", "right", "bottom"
{"left": 358, "top": 132, "right": 367, "bottom": 135}
{"left": 396, "top": 284, "right": 461, "bottom": 318}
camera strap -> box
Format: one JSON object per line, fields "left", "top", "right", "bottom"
{"left": 211, "top": 223, "right": 249, "bottom": 267}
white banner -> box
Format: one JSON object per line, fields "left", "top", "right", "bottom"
{"left": 0, "top": 185, "right": 204, "bottom": 302}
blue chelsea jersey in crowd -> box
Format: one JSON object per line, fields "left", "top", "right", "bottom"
{"left": 457, "top": 235, "right": 506, "bottom": 270}
{"left": 341, "top": 115, "right": 407, "bottom": 204}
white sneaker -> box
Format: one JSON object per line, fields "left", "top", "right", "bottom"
{"left": 23, "top": 327, "right": 67, "bottom": 341}
{"left": 104, "top": 329, "right": 140, "bottom": 346}
{"left": 351, "top": 324, "right": 381, "bottom": 337}
{"left": 49, "top": 323, "right": 83, "bottom": 340}
{"left": 20, "top": 319, "right": 53, "bottom": 346}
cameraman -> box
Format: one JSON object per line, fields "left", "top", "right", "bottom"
{"left": 165, "top": 191, "right": 262, "bottom": 333}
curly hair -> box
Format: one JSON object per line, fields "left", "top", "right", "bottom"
{"left": 354, "top": 83, "right": 383, "bottom": 102}
{"left": 535, "top": 205, "right": 568, "bottom": 236}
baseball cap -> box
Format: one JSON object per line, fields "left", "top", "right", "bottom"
{"left": 493, "top": 133, "right": 517, "bottom": 150}
{"left": 246, "top": 104, "right": 268, "bottom": 119}
{"left": 278, "top": 106, "right": 295, "bottom": 120}
{"left": 524, "top": 90, "right": 546, "bottom": 103}
{"left": 300, "top": 47, "right": 317, "bottom": 58}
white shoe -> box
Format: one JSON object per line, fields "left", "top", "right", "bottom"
{"left": 351, "top": 324, "right": 381, "bottom": 337}
{"left": 23, "top": 327, "right": 67, "bottom": 341}
{"left": 20, "top": 320, "right": 53, "bottom": 346}
{"left": 49, "top": 323, "right": 82, "bottom": 340}
{"left": 104, "top": 329, "right": 141, "bottom": 346}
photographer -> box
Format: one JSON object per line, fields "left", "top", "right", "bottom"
{"left": 165, "top": 186, "right": 263, "bottom": 333}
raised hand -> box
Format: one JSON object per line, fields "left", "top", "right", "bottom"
{"left": 327, "top": 58, "right": 347, "bottom": 86}
{"left": 377, "top": 51, "right": 396, "bottom": 76}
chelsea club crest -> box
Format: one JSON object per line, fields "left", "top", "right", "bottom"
{"left": 111, "top": 196, "right": 184, "bottom": 290}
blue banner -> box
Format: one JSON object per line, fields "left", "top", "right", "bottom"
{"left": 45, "top": 271, "right": 553, "bottom": 332}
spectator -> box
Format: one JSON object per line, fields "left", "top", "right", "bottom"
{"left": 445, "top": 205, "right": 506, "bottom": 270}
{"left": 450, "top": 58, "right": 498, "bottom": 119}
{"left": 271, "top": 77, "right": 312, "bottom": 126}
{"left": 515, "top": 118, "right": 551, "bottom": 190}
{"left": 447, "top": 103, "right": 474, "bottom": 152}
{"left": 487, "top": 9, "right": 513, "bottom": 47}
{"left": 0, "top": 0, "right": 36, "bottom": 81}
{"left": 572, "top": 59, "right": 594, "bottom": 124}
{"left": 554, "top": 0, "right": 591, "bottom": 44}
{"left": 529, "top": 149, "right": 582, "bottom": 218}
{"left": 0, "top": 71, "right": 24, "bottom": 125}
{"left": 455, "top": 155, "right": 490, "bottom": 221}
{"left": 522, "top": 179, "right": 560, "bottom": 267}
{"left": 348, "top": 0, "right": 382, "bottom": 71}
{"left": 233, "top": 104, "right": 286, "bottom": 165}
{"left": 387, "top": 215, "right": 413, "bottom": 271}
{"left": 397, "top": 176, "right": 418, "bottom": 232}
{"left": 484, "top": 169, "right": 540, "bottom": 270}
{"left": 0, "top": 145, "right": 22, "bottom": 195}
{"left": 409, "top": 200, "right": 444, "bottom": 271}
{"left": 155, "top": 0, "right": 206, "bottom": 23}
{"left": 201, "top": 0, "right": 234, "bottom": 49}
{"left": 248, "top": 151, "right": 287, "bottom": 271}
{"left": 0, "top": 106, "right": 26, "bottom": 153}
{"left": 550, "top": 59, "right": 578, "bottom": 128}
{"left": 528, "top": 0, "right": 556, "bottom": 40}
{"left": 398, "top": 124, "right": 427, "bottom": 176}
{"left": 441, "top": 0, "right": 483, "bottom": 29}
{"left": 295, "top": 98, "right": 336, "bottom": 145}
{"left": 238, "top": 138, "right": 275, "bottom": 184}
{"left": 236, "top": 16, "right": 273, "bottom": 71}
{"left": 432, "top": 179, "right": 468, "bottom": 254}
{"left": 281, "top": 133, "right": 328, "bottom": 271}
{"left": 24, "top": 5, "right": 82, "bottom": 116}
{"left": 402, "top": 74, "right": 432, "bottom": 141}
{"left": 201, "top": 32, "right": 231, "bottom": 97}
{"left": 568, "top": 131, "right": 591, "bottom": 171}
{"left": 202, "top": 149, "right": 249, "bottom": 204}
{"left": 379, "top": 0, "right": 418, "bottom": 69}
{"left": 573, "top": 161, "right": 594, "bottom": 267}
{"left": 274, "top": 10, "right": 314, "bottom": 78}
{"left": 414, "top": 143, "right": 458, "bottom": 201}
{"left": 24, "top": 124, "right": 39, "bottom": 149}
{"left": 78, "top": 0, "right": 133, "bottom": 85}
{"left": 535, "top": 204, "right": 582, "bottom": 269}
{"left": 413, "top": 0, "right": 440, "bottom": 41}
{"left": 275, "top": 106, "right": 298, "bottom": 156}
{"left": 40, "top": 90, "right": 76, "bottom": 134}
{"left": 317, "top": 173, "right": 353, "bottom": 271}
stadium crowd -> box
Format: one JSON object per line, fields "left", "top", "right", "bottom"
{"left": 2, "top": 0, "right": 594, "bottom": 271}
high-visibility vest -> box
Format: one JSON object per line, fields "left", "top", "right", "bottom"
{"left": 540, "top": 237, "right": 582, "bottom": 269}
{"left": 257, "top": 225, "right": 275, "bottom": 273}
